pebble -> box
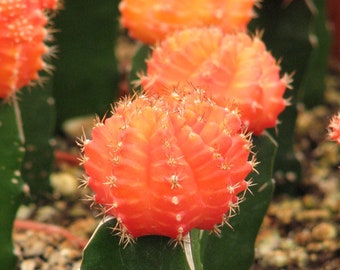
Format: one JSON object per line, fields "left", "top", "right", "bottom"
{"left": 294, "top": 229, "right": 312, "bottom": 245}
{"left": 62, "top": 115, "right": 94, "bottom": 139}
{"left": 289, "top": 247, "right": 308, "bottom": 268}
{"left": 311, "top": 222, "right": 337, "bottom": 241}
{"left": 24, "top": 240, "right": 46, "bottom": 257}
{"left": 262, "top": 250, "right": 289, "bottom": 268}
{"left": 295, "top": 209, "right": 331, "bottom": 221}
{"left": 255, "top": 228, "right": 281, "bottom": 257}
{"left": 50, "top": 172, "right": 79, "bottom": 197}
{"left": 20, "top": 259, "right": 37, "bottom": 270}
{"left": 35, "top": 206, "right": 60, "bottom": 222}
{"left": 268, "top": 198, "right": 302, "bottom": 224}
{"left": 16, "top": 204, "right": 36, "bottom": 220}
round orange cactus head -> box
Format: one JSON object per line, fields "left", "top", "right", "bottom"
{"left": 328, "top": 111, "right": 340, "bottom": 145}
{"left": 140, "top": 27, "right": 292, "bottom": 135}
{"left": 0, "top": 0, "right": 58, "bottom": 99}
{"left": 119, "top": 0, "right": 259, "bottom": 44}
{"left": 79, "top": 86, "right": 255, "bottom": 245}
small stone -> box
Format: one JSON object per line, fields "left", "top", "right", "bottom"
{"left": 60, "top": 248, "right": 81, "bottom": 261}
{"left": 268, "top": 198, "right": 302, "bottom": 224}
{"left": 294, "top": 229, "right": 312, "bottom": 245}
{"left": 289, "top": 247, "right": 308, "bottom": 268}
{"left": 306, "top": 239, "right": 338, "bottom": 253}
{"left": 255, "top": 229, "right": 281, "bottom": 257}
{"left": 50, "top": 172, "right": 79, "bottom": 197}
{"left": 295, "top": 209, "right": 330, "bottom": 222}
{"left": 62, "top": 115, "right": 94, "bottom": 139}
{"left": 311, "top": 222, "right": 337, "bottom": 241}
{"left": 302, "top": 194, "right": 319, "bottom": 209}
{"left": 25, "top": 240, "right": 45, "bottom": 257}
{"left": 20, "top": 259, "right": 36, "bottom": 270}
{"left": 16, "top": 204, "right": 36, "bottom": 219}
{"left": 263, "top": 250, "right": 289, "bottom": 268}
{"left": 35, "top": 206, "right": 59, "bottom": 222}
{"left": 43, "top": 245, "right": 55, "bottom": 259}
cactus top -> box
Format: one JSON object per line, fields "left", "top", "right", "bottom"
{"left": 140, "top": 28, "right": 292, "bottom": 135}
{"left": 0, "top": 0, "right": 58, "bottom": 98}
{"left": 119, "top": 0, "right": 258, "bottom": 44}
{"left": 80, "top": 87, "right": 255, "bottom": 245}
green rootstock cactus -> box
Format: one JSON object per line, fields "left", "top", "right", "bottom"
{"left": 20, "top": 77, "right": 56, "bottom": 200}
{"left": 52, "top": 0, "right": 121, "bottom": 128}
{"left": 0, "top": 103, "right": 26, "bottom": 270}
{"left": 0, "top": 1, "right": 58, "bottom": 268}
{"left": 249, "top": 0, "right": 331, "bottom": 194}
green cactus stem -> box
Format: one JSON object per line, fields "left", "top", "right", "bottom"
{"left": 20, "top": 77, "right": 56, "bottom": 200}
{"left": 52, "top": 0, "right": 121, "bottom": 128}
{"left": 81, "top": 217, "right": 192, "bottom": 270}
{"left": 248, "top": 0, "right": 315, "bottom": 194}
{"left": 0, "top": 99, "right": 26, "bottom": 269}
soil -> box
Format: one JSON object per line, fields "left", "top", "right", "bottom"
{"left": 12, "top": 40, "right": 340, "bottom": 269}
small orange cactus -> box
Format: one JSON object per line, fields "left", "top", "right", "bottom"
{"left": 119, "top": 0, "right": 259, "bottom": 44}
{"left": 0, "top": 0, "right": 58, "bottom": 99}
{"left": 328, "top": 111, "right": 340, "bottom": 145}
{"left": 140, "top": 28, "right": 291, "bottom": 135}
{"left": 79, "top": 87, "right": 255, "bottom": 245}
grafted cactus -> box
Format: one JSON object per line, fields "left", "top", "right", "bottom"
{"left": 0, "top": 1, "right": 58, "bottom": 268}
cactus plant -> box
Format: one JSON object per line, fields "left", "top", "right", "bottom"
{"left": 79, "top": 0, "right": 298, "bottom": 268}
{"left": 20, "top": 78, "right": 56, "bottom": 200}
{"left": 79, "top": 87, "right": 255, "bottom": 243}
{"left": 52, "top": 0, "right": 121, "bottom": 128}
{"left": 0, "top": 0, "right": 58, "bottom": 268}
{"left": 139, "top": 27, "right": 291, "bottom": 135}
{"left": 119, "top": 0, "right": 258, "bottom": 44}
{"left": 0, "top": 103, "right": 26, "bottom": 270}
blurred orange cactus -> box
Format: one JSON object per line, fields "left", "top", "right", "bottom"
{"left": 119, "top": 0, "right": 258, "bottom": 44}
{"left": 0, "top": 0, "right": 58, "bottom": 99}
{"left": 140, "top": 27, "right": 291, "bottom": 135}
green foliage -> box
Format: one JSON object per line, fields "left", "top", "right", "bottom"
{"left": 20, "top": 76, "right": 56, "bottom": 200}
{"left": 80, "top": 133, "right": 277, "bottom": 270}
{"left": 81, "top": 218, "right": 191, "bottom": 270}
{"left": 0, "top": 102, "right": 26, "bottom": 269}
{"left": 52, "top": 0, "right": 121, "bottom": 128}
{"left": 299, "top": 0, "right": 331, "bottom": 108}
{"left": 249, "top": 0, "right": 329, "bottom": 194}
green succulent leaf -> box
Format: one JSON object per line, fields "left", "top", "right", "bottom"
{"left": 200, "top": 132, "right": 277, "bottom": 270}
{"left": 0, "top": 101, "right": 26, "bottom": 269}
{"left": 19, "top": 76, "right": 55, "bottom": 200}
{"left": 81, "top": 217, "right": 191, "bottom": 270}
{"left": 299, "top": 0, "right": 331, "bottom": 108}
{"left": 52, "top": 0, "right": 120, "bottom": 127}
{"left": 248, "top": 0, "right": 314, "bottom": 194}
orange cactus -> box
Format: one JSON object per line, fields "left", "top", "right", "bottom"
{"left": 79, "top": 87, "right": 255, "bottom": 244}
{"left": 0, "top": 0, "right": 58, "bottom": 99}
{"left": 140, "top": 28, "right": 291, "bottom": 135}
{"left": 328, "top": 111, "right": 340, "bottom": 145}
{"left": 119, "top": 0, "right": 259, "bottom": 44}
